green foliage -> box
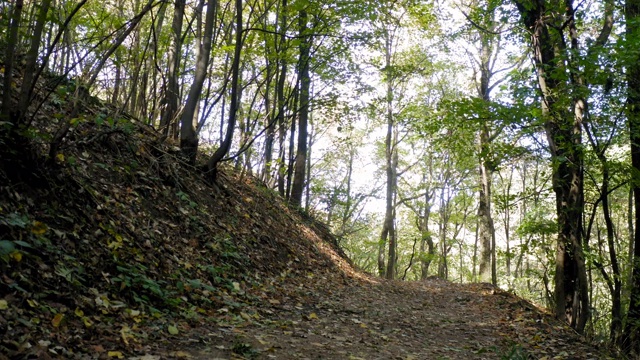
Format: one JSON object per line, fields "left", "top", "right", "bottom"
{"left": 113, "top": 264, "right": 166, "bottom": 300}
{"left": 500, "top": 343, "right": 529, "bottom": 360}
{"left": 232, "top": 341, "right": 258, "bottom": 359}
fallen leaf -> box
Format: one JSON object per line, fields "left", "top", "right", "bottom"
{"left": 31, "top": 221, "right": 48, "bottom": 235}
{"left": 0, "top": 300, "right": 7, "bottom": 310}
{"left": 82, "top": 317, "right": 93, "bottom": 327}
{"left": 52, "top": 313, "right": 64, "bottom": 327}
{"left": 121, "top": 325, "right": 132, "bottom": 345}
{"left": 10, "top": 251, "right": 22, "bottom": 262}
{"left": 168, "top": 325, "right": 179, "bottom": 335}
{"left": 108, "top": 351, "right": 124, "bottom": 358}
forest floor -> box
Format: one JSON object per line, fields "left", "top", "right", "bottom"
{"left": 0, "top": 66, "right": 615, "bottom": 359}
{"left": 170, "top": 277, "right": 609, "bottom": 360}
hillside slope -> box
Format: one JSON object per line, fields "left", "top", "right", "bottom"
{"left": 0, "top": 79, "right": 613, "bottom": 359}
{"left": 0, "top": 91, "right": 358, "bottom": 358}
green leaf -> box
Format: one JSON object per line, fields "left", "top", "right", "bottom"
{"left": 167, "top": 325, "right": 179, "bottom": 335}
{"left": 0, "top": 240, "right": 16, "bottom": 256}
{"left": 2, "top": 213, "right": 29, "bottom": 228}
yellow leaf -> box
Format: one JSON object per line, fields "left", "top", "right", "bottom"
{"left": 82, "top": 317, "right": 93, "bottom": 327}
{"left": 360, "top": 323, "right": 368, "bottom": 328}
{"left": 27, "top": 299, "right": 38, "bottom": 307}
{"left": 56, "top": 153, "right": 65, "bottom": 163}
{"left": 168, "top": 325, "right": 179, "bottom": 335}
{"left": 75, "top": 308, "right": 84, "bottom": 317}
{"left": 307, "top": 313, "right": 318, "bottom": 320}
{"left": 31, "top": 221, "right": 48, "bottom": 235}
{"left": 0, "top": 300, "right": 8, "bottom": 310}
{"left": 52, "top": 313, "right": 64, "bottom": 327}
{"left": 120, "top": 325, "right": 132, "bottom": 345}
{"left": 108, "top": 351, "right": 124, "bottom": 358}
{"left": 10, "top": 251, "right": 22, "bottom": 262}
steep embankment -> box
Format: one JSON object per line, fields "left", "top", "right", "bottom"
{"left": 0, "top": 76, "right": 613, "bottom": 359}
{"left": 0, "top": 86, "right": 357, "bottom": 358}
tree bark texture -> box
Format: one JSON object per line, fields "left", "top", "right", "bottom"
{"left": 624, "top": 0, "right": 640, "bottom": 352}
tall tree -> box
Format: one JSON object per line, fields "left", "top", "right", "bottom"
{"left": 180, "top": 0, "right": 218, "bottom": 163}
{"left": 1, "top": 0, "right": 23, "bottom": 123}
{"left": 205, "top": 0, "right": 243, "bottom": 182}
{"left": 512, "top": 0, "right": 613, "bottom": 332}
{"left": 290, "top": 5, "right": 311, "bottom": 207}
{"left": 624, "top": 0, "right": 640, "bottom": 352}
{"left": 16, "top": 0, "right": 51, "bottom": 123}
{"left": 159, "top": 0, "right": 185, "bottom": 138}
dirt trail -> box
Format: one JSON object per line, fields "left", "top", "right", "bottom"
{"left": 162, "top": 278, "right": 607, "bottom": 360}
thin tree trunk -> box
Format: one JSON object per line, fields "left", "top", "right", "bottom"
{"left": 380, "top": 26, "right": 398, "bottom": 280}
{"left": 205, "top": 0, "right": 242, "bottom": 182}
{"left": 160, "top": 0, "right": 184, "bottom": 136}
{"left": 275, "top": 0, "right": 288, "bottom": 196}
{"left": 290, "top": 8, "right": 311, "bottom": 207}
{"left": 180, "top": 0, "right": 217, "bottom": 163}
{"left": 2, "top": 0, "right": 23, "bottom": 123}
{"left": 16, "top": 0, "right": 51, "bottom": 122}
{"left": 286, "top": 85, "right": 298, "bottom": 199}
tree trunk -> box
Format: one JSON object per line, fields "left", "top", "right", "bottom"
{"left": 475, "top": 17, "right": 497, "bottom": 284}
{"left": 381, "top": 28, "right": 398, "bottom": 280}
{"left": 286, "top": 86, "right": 298, "bottom": 199}
{"left": 160, "top": 0, "right": 185, "bottom": 137}
{"left": 16, "top": 0, "right": 51, "bottom": 122}
{"left": 180, "top": 0, "right": 217, "bottom": 163}
{"left": 624, "top": 0, "right": 640, "bottom": 352}
{"left": 477, "top": 139, "right": 494, "bottom": 284}
{"left": 275, "top": 0, "right": 288, "bottom": 196}
{"left": 205, "top": 0, "right": 242, "bottom": 182}
{"left": 1, "top": 0, "right": 23, "bottom": 123}
{"left": 419, "top": 186, "right": 434, "bottom": 280}
{"left": 290, "top": 8, "right": 311, "bottom": 207}
{"left": 513, "top": 0, "right": 589, "bottom": 332}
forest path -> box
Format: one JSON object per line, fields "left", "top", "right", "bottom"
{"left": 162, "top": 278, "right": 604, "bottom": 360}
